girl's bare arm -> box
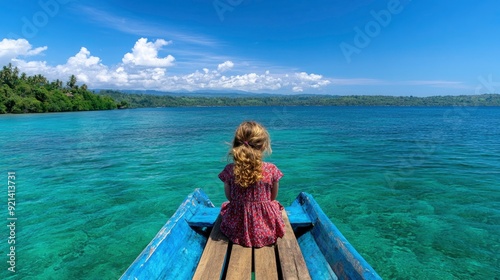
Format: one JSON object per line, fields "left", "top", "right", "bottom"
{"left": 224, "top": 182, "right": 231, "bottom": 201}
{"left": 271, "top": 181, "right": 280, "bottom": 200}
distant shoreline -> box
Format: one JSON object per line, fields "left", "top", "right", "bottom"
{"left": 2, "top": 60, "right": 499, "bottom": 114}
{"left": 100, "top": 90, "right": 500, "bottom": 109}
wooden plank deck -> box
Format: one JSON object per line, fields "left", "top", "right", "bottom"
{"left": 193, "top": 211, "right": 311, "bottom": 279}
{"left": 276, "top": 211, "right": 312, "bottom": 280}
{"left": 254, "top": 245, "right": 279, "bottom": 279}
{"left": 192, "top": 215, "right": 229, "bottom": 280}
{"left": 226, "top": 244, "right": 252, "bottom": 279}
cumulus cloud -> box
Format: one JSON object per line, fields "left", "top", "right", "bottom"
{"left": 0, "top": 38, "right": 47, "bottom": 65}
{"left": 293, "top": 72, "right": 331, "bottom": 89}
{"left": 295, "top": 72, "right": 322, "bottom": 81}
{"left": 6, "top": 37, "right": 332, "bottom": 93}
{"left": 122, "top": 38, "right": 175, "bottom": 67}
{"left": 51, "top": 47, "right": 109, "bottom": 84}
{"left": 67, "top": 47, "right": 101, "bottom": 67}
{"left": 217, "top": 60, "right": 234, "bottom": 72}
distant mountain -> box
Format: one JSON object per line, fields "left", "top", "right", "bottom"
{"left": 92, "top": 89, "right": 298, "bottom": 97}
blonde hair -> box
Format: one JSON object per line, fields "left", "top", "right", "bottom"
{"left": 230, "top": 121, "right": 272, "bottom": 188}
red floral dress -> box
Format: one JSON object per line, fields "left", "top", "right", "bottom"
{"left": 218, "top": 162, "right": 285, "bottom": 248}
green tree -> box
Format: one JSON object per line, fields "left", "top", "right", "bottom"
{"left": 67, "top": 75, "right": 78, "bottom": 89}
{"left": 0, "top": 63, "right": 19, "bottom": 89}
{"left": 0, "top": 65, "right": 118, "bottom": 114}
{"left": 50, "top": 79, "right": 63, "bottom": 90}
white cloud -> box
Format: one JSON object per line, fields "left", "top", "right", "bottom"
{"left": 293, "top": 72, "right": 331, "bottom": 90}
{"left": 217, "top": 60, "right": 234, "bottom": 72}
{"left": 295, "top": 72, "right": 322, "bottom": 81}
{"left": 6, "top": 38, "right": 333, "bottom": 93}
{"left": 67, "top": 47, "right": 101, "bottom": 67}
{"left": 0, "top": 38, "right": 47, "bottom": 65}
{"left": 122, "top": 38, "right": 175, "bottom": 67}
{"left": 52, "top": 47, "right": 110, "bottom": 84}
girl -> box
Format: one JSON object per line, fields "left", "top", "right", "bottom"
{"left": 218, "top": 121, "right": 285, "bottom": 247}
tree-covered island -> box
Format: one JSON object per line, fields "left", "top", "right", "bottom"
{"left": 101, "top": 90, "right": 500, "bottom": 108}
{"left": 1, "top": 64, "right": 499, "bottom": 114}
{"left": 0, "top": 64, "right": 116, "bottom": 114}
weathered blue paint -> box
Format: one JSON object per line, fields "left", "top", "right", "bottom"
{"left": 297, "top": 231, "right": 339, "bottom": 280}
{"left": 120, "top": 189, "right": 215, "bottom": 279}
{"left": 122, "top": 189, "right": 382, "bottom": 280}
{"left": 286, "top": 205, "right": 314, "bottom": 227}
{"left": 186, "top": 207, "right": 219, "bottom": 227}
{"left": 293, "top": 192, "right": 382, "bottom": 280}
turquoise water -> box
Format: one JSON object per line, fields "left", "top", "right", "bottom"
{"left": 1, "top": 106, "right": 499, "bottom": 279}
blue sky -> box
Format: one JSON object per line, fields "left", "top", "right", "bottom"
{"left": 1, "top": 0, "right": 499, "bottom": 96}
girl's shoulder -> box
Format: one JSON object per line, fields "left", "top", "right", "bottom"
{"left": 262, "top": 162, "right": 282, "bottom": 173}
{"left": 222, "top": 163, "right": 235, "bottom": 172}
{"left": 219, "top": 163, "right": 235, "bottom": 182}
{"left": 262, "top": 162, "right": 278, "bottom": 168}
{"left": 262, "top": 162, "right": 283, "bottom": 182}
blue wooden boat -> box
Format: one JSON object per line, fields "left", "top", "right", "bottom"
{"left": 121, "top": 189, "right": 381, "bottom": 279}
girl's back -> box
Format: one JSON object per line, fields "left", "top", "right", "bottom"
{"left": 218, "top": 121, "right": 286, "bottom": 247}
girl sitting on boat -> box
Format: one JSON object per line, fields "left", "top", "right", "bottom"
{"left": 218, "top": 121, "right": 286, "bottom": 247}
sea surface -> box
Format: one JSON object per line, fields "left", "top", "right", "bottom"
{"left": 0, "top": 106, "right": 499, "bottom": 279}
